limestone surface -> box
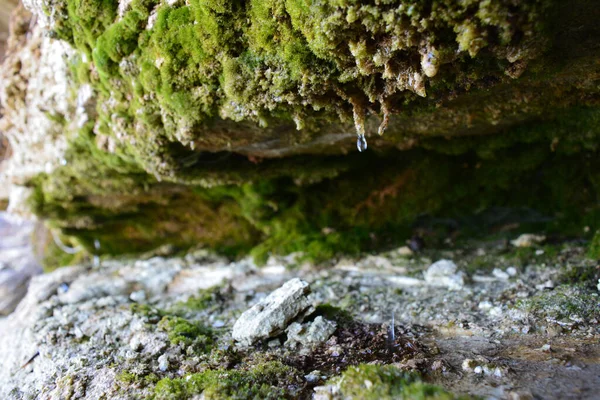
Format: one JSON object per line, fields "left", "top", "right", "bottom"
{"left": 0, "top": 238, "right": 599, "bottom": 399}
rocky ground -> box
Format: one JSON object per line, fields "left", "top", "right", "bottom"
{"left": 0, "top": 234, "right": 598, "bottom": 399}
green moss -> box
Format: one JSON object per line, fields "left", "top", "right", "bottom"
{"left": 157, "top": 316, "right": 214, "bottom": 352}
{"left": 153, "top": 361, "right": 303, "bottom": 400}
{"left": 46, "top": 0, "right": 564, "bottom": 183}
{"left": 330, "top": 364, "right": 470, "bottom": 400}
{"left": 174, "top": 285, "right": 223, "bottom": 312}
{"left": 130, "top": 303, "right": 165, "bottom": 320}
{"left": 26, "top": 0, "right": 600, "bottom": 264}
{"left": 117, "top": 370, "right": 159, "bottom": 387}
{"left": 588, "top": 231, "right": 600, "bottom": 259}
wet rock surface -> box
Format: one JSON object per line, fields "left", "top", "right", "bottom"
{"left": 0, "top": 237, "right": 599, "bottom": 399}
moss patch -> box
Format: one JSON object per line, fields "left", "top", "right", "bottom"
{"left": 328, "top": 364, "right": 470, "bottom": 400}
{"left": 157, "top": 316, "right": 214, "bottom": 352}
{"left": 152, "top": 361, "right": 304, "bottom": 400}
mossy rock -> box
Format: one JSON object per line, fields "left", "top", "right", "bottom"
{"left": 18, "top": 0, "right": 600, "bottom": 263}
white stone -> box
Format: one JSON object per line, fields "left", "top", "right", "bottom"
{"left": 510, "top": 234, "right": 546, "bottom": 248}
{"left": 157, "top": 354, "right": 169, "bottom": 372}
{"left": 232, "top": 278, "right": 311, "bottom": 346}
{"left": 535, "top": 280, "right": 554, "bottom": 291}
{"left": 492, "top": 268, "right": 510, "bottom": 280}
{"left": 396, "top": 246, "right": 414, "bottom": 256}
{"left": 424, "top": 259, "right": 464, "bottom": 290}
{"left": 129, "top": 290, "right": 146, "bottom": 303}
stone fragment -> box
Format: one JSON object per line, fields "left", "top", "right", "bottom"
{"left": 424, "top": 259, "right": 464, "bottom": 290}
{"left": 157, "top": 354, "right": 169, "bottom": 372}
{"left": 396, "top": 246, "right": 414, "bottom": 256}
{"left": 286, "top": 316, "right": 337, "bottom": 347}
{"left": 462, "top": 358, "right": 505, "bottom": 377}
{"left": 492, "top": 268, "right": 510, "bottom": 280}
{"left": 232, "top": 278, "right": 311, "bottom": 345}
{"left": 535, "top": 280, "right": 554, "bottom": 291}
{"left": 129, "top": 290, "right": 146, "bottom": 302}
{"left": 510, "top": 234, "right": 546, "bottom": 248}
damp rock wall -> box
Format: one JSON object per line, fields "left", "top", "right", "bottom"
{"left": 1, "top": 0, "right": 600, "bottom": 264}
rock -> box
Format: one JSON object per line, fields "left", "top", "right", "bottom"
{"left": 0, "top": 213, "right": 42, "bottom": 315}
{"left": 305, "top": 370, "right": 326, "bottom": 384}
{"left": 129, "top": 290, "right": 146, "bottom": 303}
{"left": 396, "top": 246, "right": 414, "bottom": 256}
{"left": 232, "top": 278, "right": 311, "bottom": 346}
{"left": 157, "top": 354, "right": 169, "bottom": 372}
{"left": 492, "top": 268, "right": 510, "bottom": 280}
{"left": 286, "top": 316, "right": 337, "bottom": 348}
{"left": 535, "top": 280, "right": 554, "bottom": 291}
{"left": 539, "top": 344, "right": 552, "bottom": 352}
{"left": 510, "top": 234, "right": 546, "bottom": 248}
{"left": 424, "top": 259, "right": 465, "bottom": 290}
{"left": 0, "top": 5, "right": 73, "bottom": 214}
{"left": 2, "top": 0, "right": 598, "bottom": 262}
{"left": 58, "top": 272, "right": 131, "bottom": 304}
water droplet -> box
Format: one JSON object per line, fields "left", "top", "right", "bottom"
{"left": 58, "top": 282, "right": 69, "bottom": 294}
{"left": 357, "top": 134, "right": 367, "bottom": 152}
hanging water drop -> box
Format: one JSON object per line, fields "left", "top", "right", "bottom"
{"left": 357, "top": 134, "right": 368, "bottom": 152}
{"left": 351, "top": 100, "right": 367, "bottom": 153}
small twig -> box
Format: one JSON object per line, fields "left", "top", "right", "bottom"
{"left": 20, "top": 351, "right": 39, "bottom": 369}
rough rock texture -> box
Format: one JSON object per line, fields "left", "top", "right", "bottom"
{"left": 0, "top": 1, "right": 18, "bottom": 63}
{"left": 232, "top": 277, "right": 311, "bottom": 345}
{"left": 0, "top": 1, "right": 599, "bottom": 261}
{"left": 0, "top": 4, "right": 73, "bottom": 215}
{"left": 0, "top": 236, "right": 599, "bottom": 399}
{"left": 0, "top": 212, "right": 42, "bottom": 314}
{"left": 286, "top": 316, "right": 337, "bottom": 348}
